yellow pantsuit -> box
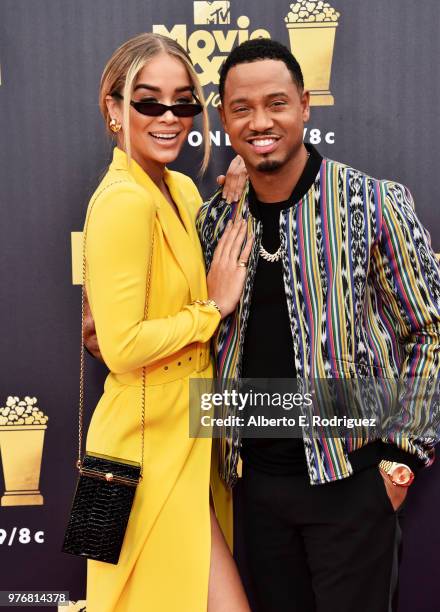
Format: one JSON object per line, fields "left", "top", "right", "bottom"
{"left": 84, "top": 147, "right": 231, "bottom": 612}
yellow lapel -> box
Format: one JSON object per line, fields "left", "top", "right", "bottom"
{"left": 110, "top": 148, "right": 206, "bottom": 300}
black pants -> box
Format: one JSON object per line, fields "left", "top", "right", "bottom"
{"left": 234, "top": 463, "right": 403, "bottom": 612}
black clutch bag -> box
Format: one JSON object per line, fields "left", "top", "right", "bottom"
{"left": 62, "top": 452, "right": 141, "bottom": 564}
{"left": 62, "top": 183, "right": 154, "bottom": 565}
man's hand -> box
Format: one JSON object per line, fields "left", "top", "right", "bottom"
{"left": 379, "top": 467, "right": 408, "bottom": 511}
{"left": 216, "top": 155, "right": 247, "bottom": 205}
{"left": 83, "top": 289, "right": 104, "bottom": 362}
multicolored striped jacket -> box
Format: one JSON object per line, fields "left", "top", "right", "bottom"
{"left": 196, "top": 152, "right": 440, "bottom": 487}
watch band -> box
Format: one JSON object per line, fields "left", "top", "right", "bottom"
{"left": 379, "top": 459, "right": 394, "bottom": 474}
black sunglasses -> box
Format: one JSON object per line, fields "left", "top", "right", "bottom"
{"left": 111, "top": 91, "right": 203, "bottom": 118}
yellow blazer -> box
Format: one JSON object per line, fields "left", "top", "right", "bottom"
{"left": 85, "top": 147, "right": 219, "bottom": 375}
{"left": 83, "top": 147, "right": 230, "bottom": 612}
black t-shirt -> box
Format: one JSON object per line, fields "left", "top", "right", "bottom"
{"left": 240, "top": 144, "right": 323, "bottom": 475}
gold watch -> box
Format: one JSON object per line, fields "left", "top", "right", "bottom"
{"left": 379, "top": 460, "right": 414, "bottom": 487}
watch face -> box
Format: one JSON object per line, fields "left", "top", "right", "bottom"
{"left": 391, "top": 465, "right": 414, "bottom": 487}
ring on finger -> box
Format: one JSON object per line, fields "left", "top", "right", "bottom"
{"left": 237, "top": 260, "right": 248, "bottom": 268}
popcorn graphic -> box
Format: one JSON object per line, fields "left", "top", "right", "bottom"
{"left": 285, "top": 0, "right": 340, "bottom": 23}
{"left": 0, "top": 396, "right": 48, "bottom": 506}
{"left": 285, "top": 1, "right": 340, "bottom": 105}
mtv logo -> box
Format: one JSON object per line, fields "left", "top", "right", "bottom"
{"left": 194, "top": 1, "right": 230, "bottom": 25}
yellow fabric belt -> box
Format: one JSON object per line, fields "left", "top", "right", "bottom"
{"left": 112, "top": 342, "right": 212, "bottom": 387}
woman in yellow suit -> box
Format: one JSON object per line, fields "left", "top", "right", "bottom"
{"left": 84, "top": 33, "right": 252, "bottom": 612}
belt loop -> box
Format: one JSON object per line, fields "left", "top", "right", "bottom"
{"left": 196, "top": 342, "right": 203, "bottom": 372}
{"left": 196, "top": 343, "right": 209, "bottom": 372}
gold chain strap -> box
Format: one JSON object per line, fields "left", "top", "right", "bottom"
{"left": 77, "top": 180, "right": 155, "bottom": 483}
{"left": 140, "top": 225, "right": 155, "bottom": 481}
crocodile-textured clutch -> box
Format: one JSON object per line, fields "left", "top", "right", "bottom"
{"left": 62, "top": 451, "right": 141, "bottom": 564}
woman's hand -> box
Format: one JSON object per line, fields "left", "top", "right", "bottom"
{"left": 216, "top": 155, "right": 247, "bottom": 204}
{"left": 207, "top": 216, "right": 253, "bottom": 319}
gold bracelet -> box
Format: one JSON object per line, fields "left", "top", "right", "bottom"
{"left": 379, "top": 460, "right": 394, "bottom": 473}
{"left": 191, "top": 299, "right": 222, "bottom": 317}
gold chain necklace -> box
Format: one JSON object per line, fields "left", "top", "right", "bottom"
{"left": 259, "top": 243, "right": 282, "bottom": 262}
{"left": 258, "top": 151, "right": 310, "bottom": 264}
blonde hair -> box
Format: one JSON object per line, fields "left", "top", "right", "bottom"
{"left": 99, "top": 32, "right": 211, "bottom": 173}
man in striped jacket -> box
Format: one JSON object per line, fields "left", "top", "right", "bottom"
{"left": 196, "top": 38, "right": 440, "bottom": 612}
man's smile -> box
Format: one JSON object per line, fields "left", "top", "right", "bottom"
{"left": 246, "top": 134, "right": 281, "bottom": 155}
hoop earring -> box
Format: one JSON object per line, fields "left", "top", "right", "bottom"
{"left": 109, "top": 118, "right": 122, "bottom": 133}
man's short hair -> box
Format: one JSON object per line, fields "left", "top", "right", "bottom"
{"left": 219, "top": 38, "right": 304, "bottom": 101}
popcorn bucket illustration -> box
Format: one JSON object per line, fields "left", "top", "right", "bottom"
{"left": 285, "top": 1, "right": 340, "bottom": 106}
{"left": 0, "top": 397, "right": 48, "bottom": 506}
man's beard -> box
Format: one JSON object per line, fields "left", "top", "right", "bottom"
{"left": 256, "top": 158, "right": 283, "bottom": 173}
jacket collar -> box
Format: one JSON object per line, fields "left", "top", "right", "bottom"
{"left": 248, "top": 143, "right": 323, "bottom": 219}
